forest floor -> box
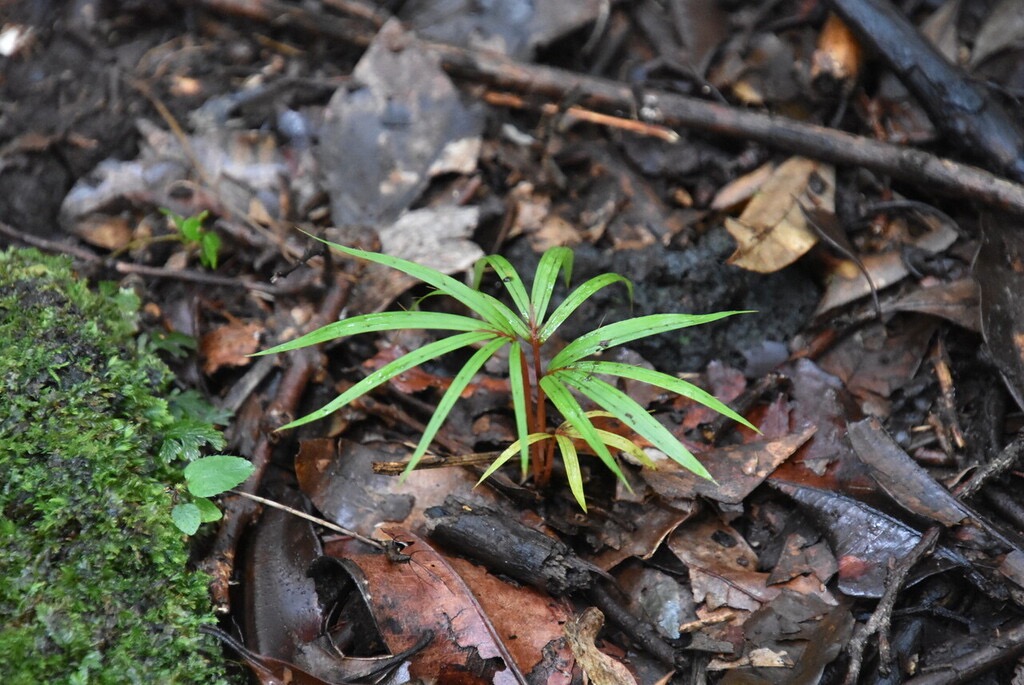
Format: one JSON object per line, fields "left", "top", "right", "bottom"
{"left": 4, "top": 1, "right": 1024, "bottom": 683}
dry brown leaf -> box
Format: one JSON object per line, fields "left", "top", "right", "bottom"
{"left": 814, "top": 209, "right": 959, "bottom": 315}
{"left": 811, "top": 13, "right": 863, "bottom": 86}
{"left": 200, "top": 320, "right": 261, "bottom": 375}
{"left": 725, "top": 157, "right": 835, "bottom": 273}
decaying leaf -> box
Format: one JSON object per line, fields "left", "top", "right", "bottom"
{"left": 768, "top": 480, "right": 978, "bottom": 598}
{"left": 814, "top": 208, "right": 959, "bottom": 315}
{"left": 725, "top": 157, "right": 835, "bottom": 273}
{"left": 642, "top": 425, "right": 816, "bottom": 505}
{"left": 564, "top": 608, "right": 638, "bottom": 685}
{"left": 331, "top": 527, "right": 563, "bottom": 683}
{"left": 318, "top": 19, "right": 482, "bottom": 228}
{"left": 378, "top": 206, "right": 483, "bottom": 275}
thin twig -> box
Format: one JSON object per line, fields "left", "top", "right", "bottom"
{"left": 0, "top": 219, "right": 290, "bottom": 294}
{"left": 484, "top": 91, "right": 680, "bottom": 142}
{"left": 844, "top": 527, "right": 941, "bottom": 684}
{"left": 227, "top": 489, "right": 386, "bottom": 550}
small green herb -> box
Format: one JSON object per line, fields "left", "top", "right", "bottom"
{"left": 171, "top": 455, "right": 255, "bottom": 535}
{"left": 160, "top": 209, "right": 222, "bottom": 269}
{"left": 257, "top": 235, "right": 755, "bottom": 510}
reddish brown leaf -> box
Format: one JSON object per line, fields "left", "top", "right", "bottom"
{"left": 200, "top": 320, "right": 261, "bottom": 375}
{"left": 333, "top": 527, "right": 573, "bottom": 684}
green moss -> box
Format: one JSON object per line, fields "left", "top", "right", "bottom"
{"left": 0, "top": 249, "right": 229, "bottom": 684}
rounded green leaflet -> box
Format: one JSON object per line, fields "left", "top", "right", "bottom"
{"left": 183, "top": 455, "right": 255, "bottom": 497}
{"left": 171, "top": 503, "right": 202, "bottom": 535}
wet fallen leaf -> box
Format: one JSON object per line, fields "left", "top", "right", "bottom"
{"left": 847, "top": 417, "right": 973, "bottom": 527}
{"left": 767, "top": 530, "right": 838, "bottom": 586}
{"left": 642, "top": 425, "right": 816, "bottom": 505}
{"left": 240, "top": 489, "right": 322, "bottom": 661}
{"left": 295, "top": 438, "right": 486, "bottom": 537}
{"left": 848, "top": 417, "right": 1014, "bottom": 551}
{"left": 768, "top": 480, "right": 974, "bottom": 597}
{"left": 818, "top": 316, "right": 936, "bottom": 416}
{"left": 668, "top": 516, "right": 772, "bottom": 613}
{"left": 587, "top": 502, "right": 696, "bottom": 571}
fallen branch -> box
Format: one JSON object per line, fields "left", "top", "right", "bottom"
{"left": 193, "top": 0, "right": 1024, "bottom": 215}
{"left": 827, "top": 0, "right": 1024, "bottom": 182}
{"left": 190, "top": 0, "right": 1024, "bottom": 213}
{"left": 433, "top": 44, "right": 1024, "bottom": 216}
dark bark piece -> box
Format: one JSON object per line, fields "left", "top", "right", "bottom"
{"left": 902, "top": 620, "right": 1024, "bottom": 685}
{"left": 425, "top": 499, "right": 690, "bottom": 667}
{"left": 826, "top": 0, "right": 1024, "bottom": 182}
{"left": 425, "top": 500, "right": 598, "bottom": 596}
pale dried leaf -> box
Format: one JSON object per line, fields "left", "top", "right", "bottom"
{"left": 725, "top": 157, "right": 835, "bottom": 273}
{"left": 565, "top": 608, "right": 638, "bottom": 685}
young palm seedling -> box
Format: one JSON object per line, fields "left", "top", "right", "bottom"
{"left": 257, "top": 236, "right": 755, "bottom": 509}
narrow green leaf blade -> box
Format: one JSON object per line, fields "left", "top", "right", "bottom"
{"left": 579, "top": 427, "right": 657, "bottom": 467}
{"left": 539, "top": 273, "right": 632, "bottom": 342}
{"left": 539, "top": 375, "right": 627, "bottom": 483}
{"left": 554, "top": 433, "right": 586, "bottom": 511}
{"left": 279, "top": 330, "right": 497, "bottom": 430}
{"left": 310, "top": 233, "right": 529, "bottom": 337}
{"left": 477, "top": 433, "right": 551, "bottom": 484}
{"left": 559, "top": 369, "right": 713, "bottom": 480}
{"left": 568, "top": 360, "right": 757, "bottom": 432}
{"left": 550, "top": 311, "right": 753, "bottom": 368}
{"left": 531, "top": 247, "right": 574, "bottom": 324}
{"left": 475, "top": 255, "right": 532, "bottom": 321}
{"left": 254, "top": 311, "right": 490, "bottom": 356}
{"left": 401, "top": 336, "right": 509, "bottom": 479}
{"left": 507, "top": 341, "right": 531, "bottom": 476}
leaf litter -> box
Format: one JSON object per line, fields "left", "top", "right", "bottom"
{"left": 5, "top": 1, "right": 1024, "bottom": 683}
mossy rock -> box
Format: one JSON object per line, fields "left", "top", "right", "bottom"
{"left": 0, "top": 249, "right": 229, "bottom": 684}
